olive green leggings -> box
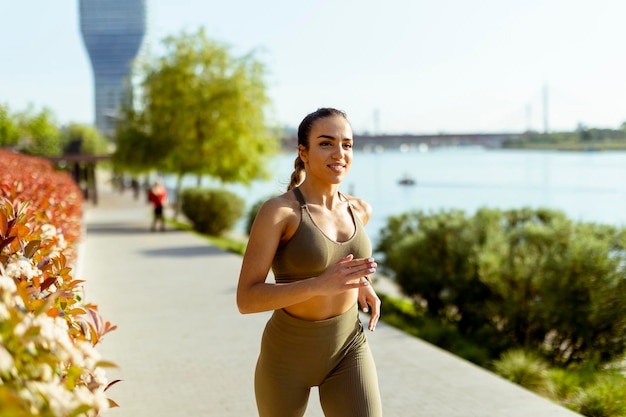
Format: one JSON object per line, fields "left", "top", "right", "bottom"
{"left": 254, "top": 305, "right": 382, "bottom": 417}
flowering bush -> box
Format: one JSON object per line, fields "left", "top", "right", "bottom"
{"left": 0, "top": 149, "right": 117, "bottom": 416}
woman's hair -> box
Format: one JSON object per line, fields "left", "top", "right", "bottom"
{"left": 287, "top": 107, "right": 349, "bottom": 191}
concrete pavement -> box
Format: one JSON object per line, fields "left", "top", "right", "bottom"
{"left": 80, "top": 187, "right": 581, "bottom": 416}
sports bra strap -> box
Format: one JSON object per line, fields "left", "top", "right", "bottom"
{"left": 292, "top": 187, "right": 307, "bottom": 207}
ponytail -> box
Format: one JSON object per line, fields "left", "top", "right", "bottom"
{"left": 287, "top": 155, "right": 305, "bottom": 191}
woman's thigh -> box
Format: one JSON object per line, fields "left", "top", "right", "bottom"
{"left": 318, "top": 335, "right": 382, "bottom": 417}
{"left": 255, "top": 357, "right": 311, "bottom": 417}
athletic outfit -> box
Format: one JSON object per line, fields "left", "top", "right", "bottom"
{"left": 254, "top": 187, "right": 382, "bottom": 417}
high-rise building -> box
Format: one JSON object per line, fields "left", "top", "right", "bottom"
{"left": 79, "top": 0, "right": 147, "bottom": 138}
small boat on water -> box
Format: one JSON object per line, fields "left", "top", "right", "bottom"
{"left": 398, "top": 174, "right": 416, "bottom": 186}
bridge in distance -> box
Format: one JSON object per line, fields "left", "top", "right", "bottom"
{"left": 282, "top": 132, "right": 524, "bottom": 151}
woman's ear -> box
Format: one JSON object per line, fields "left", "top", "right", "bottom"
{"left": 298, "top": 144, "right": 308, "bottom": 164}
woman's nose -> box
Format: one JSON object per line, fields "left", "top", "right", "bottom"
{"left": 332, "top": 144, "right": 344, "bottom": 158}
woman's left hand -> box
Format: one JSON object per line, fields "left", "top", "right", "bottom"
{"left": 358, "top": 283, "right": 381, "bottom": 332}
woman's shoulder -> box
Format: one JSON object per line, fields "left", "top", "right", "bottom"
{"left": 343, "top": 193, "right": 373, "bottom": 225}
{"left": 257, "top": 190, "right": 301, "bottom": 220}
{"left": 254, "top": 190, "right": 302, "bottom": 242}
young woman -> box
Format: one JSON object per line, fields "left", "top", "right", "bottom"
{"left": 237, "top": 108, "right": 383, "bottom": 417}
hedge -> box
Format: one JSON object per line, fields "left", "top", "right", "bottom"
{"left": 0, "top": 149, "right": 117, "bottom": 417}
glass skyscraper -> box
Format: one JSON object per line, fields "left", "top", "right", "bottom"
{"left": 79, "top": 0, "right": 146, "bottom": 138}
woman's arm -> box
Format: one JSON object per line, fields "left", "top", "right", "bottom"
{"left": 351, "top": 196, "right": 382, "bottom": 331}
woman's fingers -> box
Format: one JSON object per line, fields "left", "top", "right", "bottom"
{"left": 338, "top": 256, "right": 377, "bottom": 277}
{"left": 359, "top": 292, "right": 369, "bottom": 313}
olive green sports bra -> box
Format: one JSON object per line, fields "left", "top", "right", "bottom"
{"left": 272, "top": 187, "right": 372, "bottom": 283}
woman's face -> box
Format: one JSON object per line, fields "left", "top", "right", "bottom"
{"left": 299, "top": 115, "right": 353, "bottom": 185}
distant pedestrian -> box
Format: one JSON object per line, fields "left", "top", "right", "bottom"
{"left": 130, "top": 178, "right": 140, "bottom": 200}
{"left": 237, "top": 108, "right": 382, "bottom": 416}
{"left": 148, "top": 179, "right": 168, "bottom": 232}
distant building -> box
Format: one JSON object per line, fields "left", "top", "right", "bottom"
{"left": 79, "top": 0, "right": 147, "bottom": 139}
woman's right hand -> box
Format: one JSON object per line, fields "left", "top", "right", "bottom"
{"left": 315, "top": 254, "right": 377, "bottom": 295}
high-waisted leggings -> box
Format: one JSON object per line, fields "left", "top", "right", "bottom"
{"left": 254, "top": 304, "right": 382, "bottom": 417}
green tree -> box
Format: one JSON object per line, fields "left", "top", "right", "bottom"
{"left": 16, "top": 106, "right": 62, "bottom": 156}
{"left": 62, "top": 122, "right": 109, "bottom": 155}
{"left": 114, "top": 28, "right": 278, "bottom": 192}
{"left": 0, "top": 104, "right": 20, "bottom": 147}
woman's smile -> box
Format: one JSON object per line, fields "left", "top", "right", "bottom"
{"left": 328, "top": 163, "right": 346, "bottom": 172}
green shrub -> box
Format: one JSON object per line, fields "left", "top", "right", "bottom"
{"left": 181, "top": 187, "right": 245, "bottom": 236}
{"left": 492, "top": 350, "right": 550, "bottom": 394}
{"left": 245, "top": 194, "right": 277, "bottom": 235}
{"left": 570, "top": 374, "right": 626, "bottom": 417}
{"left": 547, "top": 367, "right": 590, "bottom": 404}
{"left": 376, "top": 207, "right": 626, "bottom": 366}
{"left": 377, "top": 294, "right": 491, "bottom": 365}
{"left": 377, "top": 294, "right": 423, "bottom": 338}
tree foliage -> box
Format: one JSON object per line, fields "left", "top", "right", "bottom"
{"left": 0, "top": 104, "right": 63, "bottom": 156}
{"left": 0, "top": 104, "right": 105, "bottom": 158}
{"left": 20, "top": 107, "right": 62, "bottom": 156}
{"left": 0, "top": 104, "right": 20, "bottom": 148}
{"left": 61, "top": 122, "right": 109, "bottom": 155}
{"left": 376, "top": 207, "right": 626, "bottom": 366}
{"left": 114, "top": 28, "right": 278, "bottom": 184}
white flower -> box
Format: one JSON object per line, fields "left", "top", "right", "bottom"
{"left": 35, "top": 316, "right": 73, "bottom": 362}
{"left": 91, "top": 367, "right": 108, "bottom": 386}
{"left": 13, "top": 314, "right": 34, "bottom": 337}
{"left": 0, "top": 273, "right": 17, "bottom": 293}
{"left": 0, "top": 273, "right": 22, "bottom": 312}
{"left": 27, "top": 380, "right": 74, "bottom": 416}
{"left": 35, "top": 363, "right": 54, "bottom": 382}
{"left": 4, "top": 257, "right": 42, "bottom": 283}
{"left": 75, "top": 340, "right": 102, "bottom": 370}
{"left": 0, "top": 344, "right": 15, "bottom": 375}
{"left": 40, "top": 224, "right": 68, "bottom": 258}
{"left": 40, "top": 224, "right": 57, "bottom": 242}
{"left": 0, "top": 303, "right": 10, "bottom": 320}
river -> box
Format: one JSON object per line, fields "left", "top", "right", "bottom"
{"left": 171, "top": 147, "right": 626, "bottom": 243}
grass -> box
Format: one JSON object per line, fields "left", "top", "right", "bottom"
{"left": 166, "top": 218, "right": 247, "bottom": 255}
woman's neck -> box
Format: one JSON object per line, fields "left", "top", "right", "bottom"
{"left": 297, "top": 181, "right": 342, "bottom": 209}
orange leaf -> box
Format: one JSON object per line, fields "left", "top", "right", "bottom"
{"left": 87, "top": 322, "right": 98, "bottom": 345}
{"left": 0, "top": 210, "right": 8, "bottom": 237}
{"left": 23, "top": 239, "right": 41, "bottom": 258}
{"left": 41, "top": 277, "right": 57, "bottom": 291}
{"left": 58, "top": 267, "right": 72, "bottom": 276}
{"left": 96, "top": 360, "right": 118, "bottom": 369}
{"left": 64, "top": 308, "right": 87, "bottom": 316}
{"left": 68, "top": 280, "right": 85, "bottom": 289}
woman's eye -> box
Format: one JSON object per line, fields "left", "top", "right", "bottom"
{"left": 343, "top": 143, "right": 353, "bottom": 149}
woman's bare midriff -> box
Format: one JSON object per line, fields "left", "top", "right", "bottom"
{"left": 283, "top": 289, "right": 359, "bottom": 321}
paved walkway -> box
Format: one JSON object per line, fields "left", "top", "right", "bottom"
{"left": 80, "top": 187, "right": 581, "bottom": 417}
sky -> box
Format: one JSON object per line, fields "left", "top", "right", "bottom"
{"left": 1, "top": 0, "right": 625, "bottom": 135}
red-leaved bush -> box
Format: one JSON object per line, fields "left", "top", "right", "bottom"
{"left": 0, "top": 149, "right": 118, "bottom": 416}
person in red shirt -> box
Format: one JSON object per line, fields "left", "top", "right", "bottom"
{"left": 148, "top": 179, "right": 168, "bottom": 232}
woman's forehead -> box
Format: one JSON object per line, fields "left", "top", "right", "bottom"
{"left": 311, "top": 116, "right": 352, "bottom": 138}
